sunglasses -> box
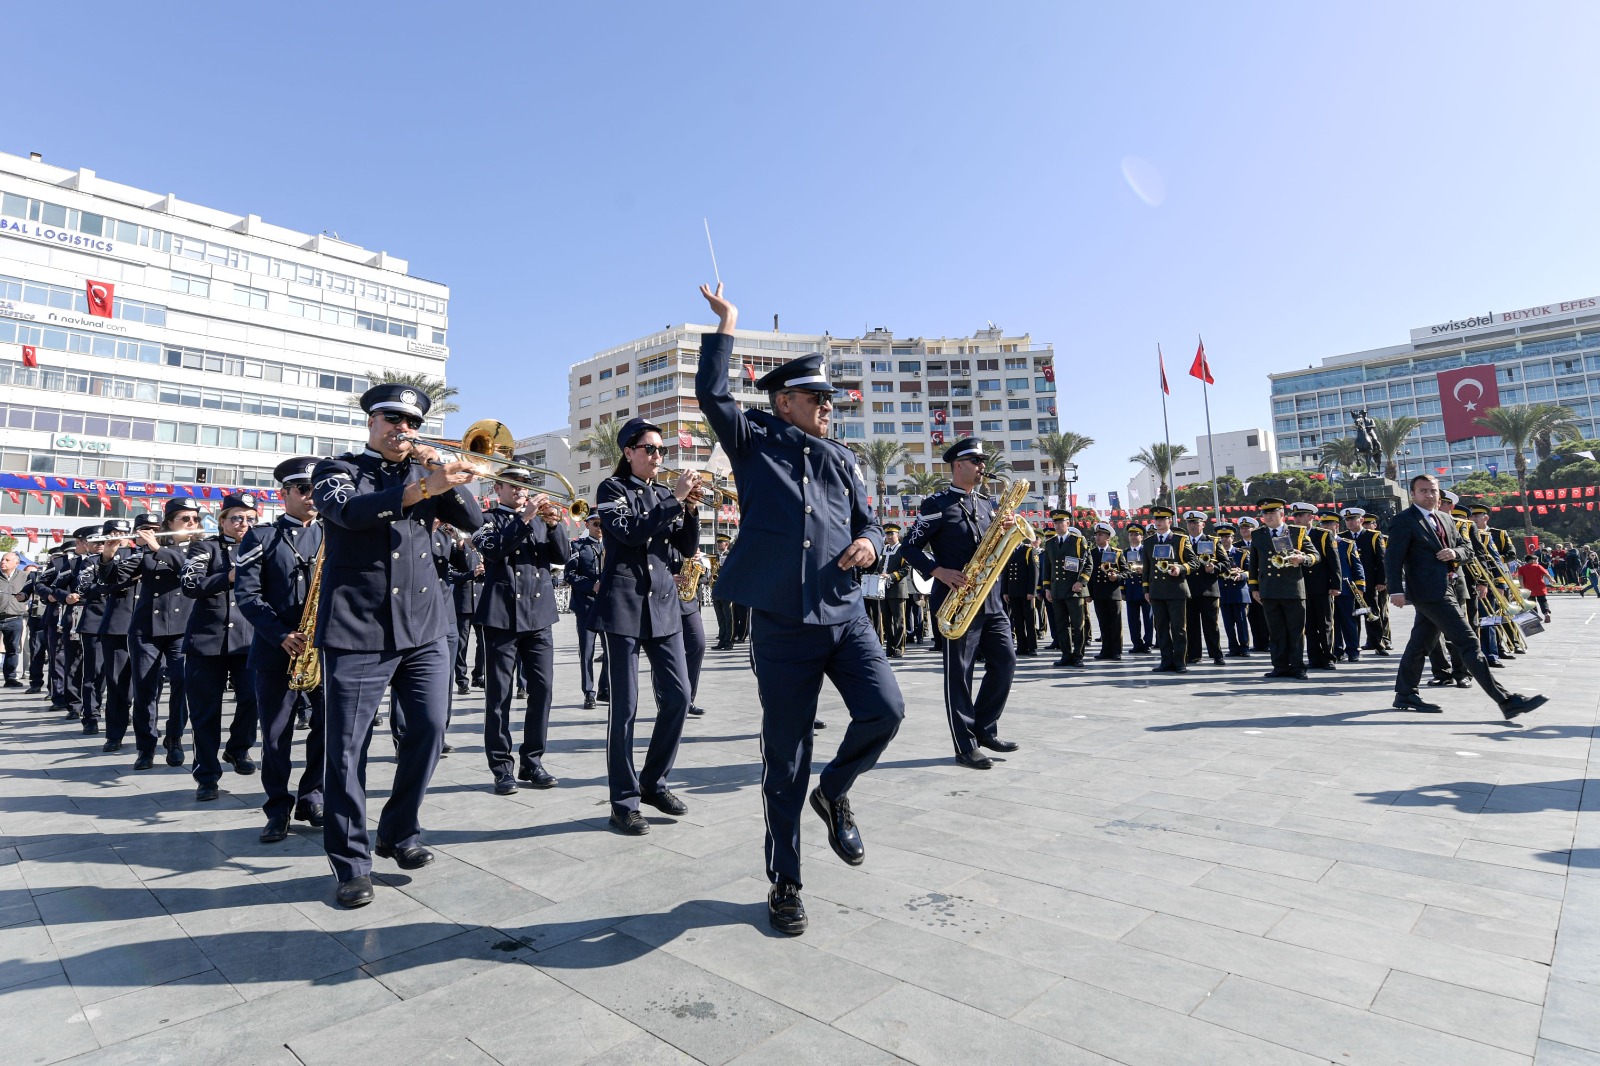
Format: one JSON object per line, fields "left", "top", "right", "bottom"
{"left": 784, "top": 390, "right": 833, "bottom": 407}
{"left": 630, "top": 444, "right": 668, "bottom": 457}
{"left": 288, "top": 483, "right": 314, "bottom": 495}
{"left": 380, "top": 411, "right": 424, "bottom": 430}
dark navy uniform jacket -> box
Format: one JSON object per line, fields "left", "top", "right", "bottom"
{"left": 1247, "top": 524, "right": 1319, "bottom": 600}
{"left": 1333, "top": 537, "right": 1367, "bottom": 595}
{"left": 1348, "top": 528, "right": 1387, "bottom": 589}
{"left": 903, "top": 485, "right": 1002, "bottom": 616}
{"left": 129, "top": 546, "right": 196, "bottom": 639}
{"left": 450, "top": 541, "right": 483, "bottom": 617}
{"left": 1219, "top": 546, "right": 1252, "bottom": 605}
{"left": 181, "top": 537, "right": 256, "bottom": 657}
{"left": 83, "top": 548, "right": 139, "bottom": 637}
{"left": 696, "top": 332, "right": 881, "bottom": 625}
{"left": 881, "top": 542, "right": 912, "bottom": 602}
{"left": 234, "top": 515, "right": 324, "bottom": 671}
{"left": 71, "top": 555, "right": 109, "bottom": 636}
{"left": 564, "top": 534, "right": 604, "bottom": 622}
{"left": 589, "top": 474, "right": 698, "bottom": 637}
{"left": 311, "top": 449, "right": 483, "bottom": 653}
{"left": 49, "top": 554, "right": 87, "bottom": 634}
{"left": 471, "top": 505, "right": 570, "bottom": 632}
{"left": 1002, "top": 542, "right": 1040, "bottom": 599}
{"left": 1087, "top": 544, "right": 1126, "bottom": 602}
{"left": 1123, "top": 543, "right": 1149, "bottom": 603}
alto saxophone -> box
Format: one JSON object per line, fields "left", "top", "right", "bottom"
{"left": 288, "top": 543, "right": 325, "bottom": 692}
{"left": 936, "top": 478, "right": 1037, "bottom": 640}
{"left": 678, "top": 555, "right": 706, "bottom": 602}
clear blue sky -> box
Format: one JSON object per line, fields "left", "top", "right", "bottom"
{"left": 13, "top": 3, "right": 1598, "bottom": 498}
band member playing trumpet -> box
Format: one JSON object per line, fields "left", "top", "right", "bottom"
{"left": 235, "top": 457, "right": 327, "bottom": 843}
{"left": 1141, "top": 505, "right": 1195, "bottom": 673}
{"left": 129, "top": 500, "right": 201, "bottom": 767}
{"left": 1181, "top": 510, "right": 1225, "bottom": 666}
{"left": 311, "top": 384, "right": 483, "bottom": 908}
{"left": 1248, "top": 498, "right": 1315, "bottom": 679}
{"left": 1122, "top": 523, "right": 1153, "bottom": 653}
{"left": 589, "top": 417, "right": 700, "bottom": 835}
{"left": 1087, "top": 521, "right": 1126, "bottom": 659}
{"left": 1322, "top": 512, "right": 1367, "bottom": 663}
{"left": 1214, "top": 526, "right": 1252, "bottom": 657}
{"left": 1041, "top": 511, "right": 1089, "bottom": 667}
{"left": 82, "top": 518, "right": 139, "bottom": 753}
{"left": 879, "top": 524, "right": 911, "bottom": 657}
{"left": 472, "top": 470, "right": 570, "bottom": 795}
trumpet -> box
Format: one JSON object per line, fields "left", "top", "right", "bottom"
{"left": 1154, "top": 558, "right": 1184, "bottom": 577}
{"left": 675, "top": 469, "right": 738, "bottom": 508}
{"left": 403, "top": 419, "right": 589, "bottom": 518}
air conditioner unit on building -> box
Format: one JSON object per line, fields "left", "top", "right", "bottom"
{"left": 911, "top": 370, "right": 920, "bottom": 378}
{"left": 958, "top": 369, "right": 970, "bottom": 377}
{"left": 1006, "top": 389, "right": 1015, "bottom": 396}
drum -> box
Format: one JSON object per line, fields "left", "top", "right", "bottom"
{"left": 861, "top": 574, "right": 885, "bottom": 600}
{"left": 911, "top": 572, "right": 934, "bottom": 596}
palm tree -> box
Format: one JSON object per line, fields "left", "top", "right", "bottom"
{"left": 851, "top": 439, "right": 912, "bottom": 518}
{"left": 1370, "top": 416, "right": 1424, "bottom": 481}
{"left": 980, "top": 442, "right": 1013, "bottom": 488}
{"left": 1317, "top": 436, "right": 1363, "bottom": 479}
{"left": 897, "top": 469, "right": 946, "bottom": 497}
{"left": 1036, "top": 430, "right": 1095, "bottom": 510}
{"left": 1476, "top": 403, "right": 1581, "bottom": 533}
{"left": 346, "top": 370, "right": 460, "bottom": 416}
{"left": 580, "top": 420, "right": 624, "bottom": 472}
{"left": 1128, "top": 443, "right": 1188, "bottom": 501}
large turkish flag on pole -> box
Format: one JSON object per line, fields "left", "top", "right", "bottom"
{"left": 1437, "top": 364, "right": 1502, "bottom": 442}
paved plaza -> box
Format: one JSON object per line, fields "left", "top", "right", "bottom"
{"left": 3, "top": 604, "right": 1600, "bottom": 1066}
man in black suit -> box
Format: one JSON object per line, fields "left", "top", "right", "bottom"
{"left": 1386, "top": 474, "right": 1545, "bottom": 722}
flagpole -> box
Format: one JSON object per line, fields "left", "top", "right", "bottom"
{"left": 1199, "top": 335, "right": 1221, "bottom": 522}
{"left": 1159, "top": 344, "right": 1176, "bottom": 513}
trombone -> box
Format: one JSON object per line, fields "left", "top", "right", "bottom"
{"left": 403, "top": 418, "right": 589, "bottom": 518}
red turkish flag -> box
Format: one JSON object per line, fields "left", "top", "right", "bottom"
{"left": 677, "top": 431, "right": 693, "bottom": 449}
{"left": 1158, "top": 345, "right": 1170, "bottom": 395}
{"left": 85, "top": 280, "right": 115, "bottom": 318}
{"left": 21, "top": 345, "right": 37, "bottom": 368}
{"left": 1437, "top": 364, "right": 1501, "bottom": 442}
{"left": 26, "top": 490, "right": 43, "bottom": 504}
{"left": 49, "top": 493, "right": 64, "bottom": 509}
{"left": 1042, "top": 364, "right": 1055, "bottom": 383}
{"left": 1189, "top": 338, "right": 1215, "bottom": 384}
{"left": 743, "top": 363, "right": 756, "bottom": 383}
{"left": 847, "top": 389, "right": 862, "bottom": 402}
{"left": 4, "top": 490, "right": 17, "bottom": 505}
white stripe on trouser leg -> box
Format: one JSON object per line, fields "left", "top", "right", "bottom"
{"left": 750, "top": 618, "right": 778, "bottom": 884}
{"left": 943, "top": 624, "right": 963, "bottom": 754}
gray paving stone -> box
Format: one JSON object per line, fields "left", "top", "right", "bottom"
{"left": 1320, "top": 861, "right": 1564, "bottom": 927}
{"left": 1193, "top": 863, "right": 1425, "bottom": 930}
{"left": 55, "top": 915, "right": 216, "bottom": 1005}
{"left": 81, "top": 969, "right": 246, "bottom": 1046}
{"left": 1371, "top": 970, "right": 1542, "bottom": 1056}
{"left": 1069, "top": 864, "right": 1289, "bottom": 935}
{"left": 1537, "top": 1038, "right": 1600, "bottom": 1065}
{"left": 0, "top": 973, "right": 100, "bottom": 1065}
{"left": 835, "top": 982, "right": 1115, "bottom": 1065}
{"left": 725, "top": 1017, "right": 904, "bottom": 1065}
{"left": 946, "top": 868, "right": 1151, "bottom": 939}
{"left": 1543, "top": 977, "right": 1600, "bottom": 1055}
{"left": 360, "top": 925, "right": 534, "bottom": 1000}
{"left": 0, "top": 919, "right": 61, "bottom": 992}
{"left": 1414, "top": 904, "right": 1556, "bottom": 962}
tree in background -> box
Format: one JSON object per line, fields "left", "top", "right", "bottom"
{"left": 1476, "top": 403, "right": 1581, "bottom": 534}
{"left": 897, "top": 469, "right": 946, "bottom": 498}
{"left": 1370, "top": 416, "right": 1424, "bottom": 481}
{"left": 851, "top": 440, "right": 912, "bottom": 519}
{"left": 1129, "top": 443, "right": 1189, "bottom": 501}
{"left": 1316, "top": 436, "right": 1364, "bottom": 480}
{"left": 347, "top": 370, "right": 460, "bottom": 417}
{"left": 580, "top": 420, "right": 624, "bottom": 471}
{"left": 1037, "top": 430, "right": 1095, "bottom": 511}
{"left": 980, "top": 442, "right": 1013, "bottom": 485}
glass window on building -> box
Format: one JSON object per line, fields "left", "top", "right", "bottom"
{"left": 1364, "top": 386, "right": 1387, "bottom": 402}
{"left": 1523, "top": 361, "right": 1553, "bottom": 381}
{"left": 1340, "top": 389, "right": 1363, "bottom": 405}
{"left": 1273, "top": 398, "right": 1294, "bottom": 415}
{"left": 1527, "top": 383, "right": 1556, "bottom": 402}
{"left": 1005, "top": 377, "right": 1028, "bottom": 391}
{"left": 870, "top": 360, "right": 892, "bottom": 373}
{"left": 1295, "top": 396, "right": 1317, "bottom": 412}
{"left": 1414, "top": 378, "right": 1438, "bottom": 396}
{"left": 977, "top": 379, "right": 1000, "bottom": 391}
{"left": 980, "top": 419, "right": 1001, "bottom": 432}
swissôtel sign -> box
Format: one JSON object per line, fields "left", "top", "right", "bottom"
{"left": 1410, "top": 295, "right": 1600, "bottom": 341}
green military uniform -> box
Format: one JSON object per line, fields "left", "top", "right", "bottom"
{"left": 1140, "top": 506, "right": 1195, "bottom": 673}
{"left": 1247, "top": 498, "right": 1319, "bottom": 678}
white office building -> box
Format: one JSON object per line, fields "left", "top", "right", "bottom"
{"left": 566, "top": 323, "right": 1058, "bottom": 527}
{"left": 1269, "top": 293, "right": 1600, "bottom": 480}
{"left": 0, "top": 149, "right": 450, "bottom": 539}
{"left": 1125, "top": 427, "right": 1276, "bottom": 506}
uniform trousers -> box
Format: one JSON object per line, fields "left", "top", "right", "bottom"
{"left": 880, "top": 598, "right": 907, "bottom": 655}
{"left": 1221, "top": 602, "right": 1251, "bottom": 654}
{"left": 1049, "top": 595, "right": 1087, "bottom": 662}
{"left": 254, "top": 655, "right": 326, "bottom": 819}
{"left": 941, "top": 605, "right": 1016, "bottom": 755}
{"left": 1125, "top": 598, "right": 1153, "bottom": 650}
{"left": 1396, "top": 597, "right": 1510, "bottom": 704}
{"left": 750, "top": 609, "right": 903, "bottom": 888}
{"left": 185, "top": 652, "right": 258, "bottom": 787}
{"left": 712, "top": 598, "right": 732, "bottom": 647}
{"left": 1261, "top": 597, "right": 1307, "bottom": 673}
{"left": 1185, "top": 597, "right": 1223, "bottom": 661}
{"left": 131, "top": 633, "right": 187, "bottom": 755}
{"left": 53, "top": 622, "right": 82, "bottom": 711}
{"left": 1364, "top": 595, "right": 1391, "bottom": 650}
{"left": 571, "top": 600, "right": 607, "bottom": 699}
{"left": 1247, "top": 600, "right": 1270, "bottom": 651}
{"left": 1008, "top": 596, "right": 1037, "bottom": 655}
{"left": 453, "top": 615, "right": 485, "bottom": 686}
{"left": 482, "top": 625, "right": 554, "bottom": 778}
{"left": 322, "top": 642, "right": 448, "bottom": 882}
{"left": 0, "top": 615, "right": 23, "bottom": 681}
{"left": 907, "top": 597, "right": 925, "bottom": 643}
{"left": 97, "top": 635, "right": 134, "bottom": 745}
{"left": 602, "top": 628, "right": 690, "bottom": 815}
{"left": 1091, "top": 597, "right": 1123, "bottom": 657}
{"left": 27, "top": 617, "right": 47, "bottom": 685}
{"left": 79, "top": 634, "right": 105, "bottom": 725}
{"left": 731, "top": 603, "right": 750, "bottom": 643}
{"left": 1150, "top": 597, "right": 1188, "bottom": 669}
{"left": 1333, "top": 593, "right": 1362, "bottom": 660}
{"left": 1306, "top": 592, "right": 1335, "bottom": 666}
{"left": 679, "top": 607, "right": 705, "bottom": 704}
{"left": 864, "top": 598, "right": 882, "bottom": 641}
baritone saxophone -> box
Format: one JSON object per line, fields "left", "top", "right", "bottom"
{"left": 935, "top": 478, "right": 1036, "bottom": 640}
{"left": 288, "top": 543, "right": 325, "bottom": 692}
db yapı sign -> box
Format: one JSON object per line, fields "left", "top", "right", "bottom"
{"left": 1411, "top": 295, "right": 1600, "bottom": 342}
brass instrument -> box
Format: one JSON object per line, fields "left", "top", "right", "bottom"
{"left": 1154, "top": 557, "right": 1184, "bottom": 577}
{"left": 936, "top": 478, "right": 1036, "bottom": 640}
{"left": 678, "top": 470, "right": 738, "bottom": 508}
{"left": 288, "top": 543, "right": 325, "bottom": 691}
{"left": 678, "top": 554, "right": 706, "bottom": 602}
{"left": 403, "top": 419, "right": 590, "bottom": 518}
{"left": 1350, "top": 583, "right": 1371, "bottom": 617}
{"left": 88, "top": 529, "right": 196, "bottom": 543}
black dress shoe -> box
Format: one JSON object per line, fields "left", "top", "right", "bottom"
{"left": 516, "top": 688, "right": 528, "bottom": 700}
{"left": 814, "top": 719, "right": 827, "bottom": 730}
{"left": 440, "top": 743, "right": 454, "bottom": 755}
{"left": 456, "top": 682, "right": 470, "bottom": 696}
{"left": 374, "top": 840, "right": 435, "bottom": 870}
{"left": 1262, "top": 669, "right": 1287, "bottom": 678}
{"left": 294, "top": 802, "right": 326, "bottom": 827}
{"left": 956, "top": 750, "right": 993, "bottom": 770}
{"left": 1501, "top": 694, "right": 1548, "bottom": 722}
{"left": 195, "top": 784, "right": 219, "bottom": 802}
{"left": 1454, "top": 678, "right": 1473, "bottom": 689}
{"left": 1052, "top": 659, "right": 1073, "bottom": 668}
{"left": 519, "top": 764, "right": 558, "bottom": 790}
{"left": 609, "top": 810, "right": 650, "bottom": 835}
{"left": 583, "top": 696, "right": 596, "bottom": 710}
{"left": 810, "top": 788, "right": 865, "bottom": 866}
{"left": 1374, "top": 649, "right": 1391, "bottom": 657}
{"left": 1487, "top": 660, "right": 1505, "bottom": 669}
{"left": 26, "top": 684, "right": 42, "bottom": 694}
{"left": 102, "top": 739, "right": 123, "bottom": 753}
{"left": 768, "top": 882, "right": 807, "bottom": 936}
{"left": 977, "top": 734, "right": 1020, "bottom": 753}
{"left": 1287, "top": 670, "right": 1309, "bottom": 680}
{"left": 1427, "top": 677, "right": 1454, "bottom": 687}
{"left": 81, "top": 719, "right": 99, "bottom": 735}
{"left": 63, "top": 706, "right": 80, "bottom": 719}
{"left": 493, "top": 776, "right": 518, "bottom": 796}
{"left": 472, "top": 678, "right": 485, "bottom": 689}
{"left": 260, "top": 814, "right": 291, "bottom": 843}
{"left": 336, "top": 875, "right": 374, "bottom": 908}
{"left": 165, "top": 741, "right": 185, "bottom": 767}
{"left": 1310, "top": 662, "right": 1338, "bottom": 671}
{"left": 1212, "top": 657, "right": 1226, "bottom": 666}
{"left": 132, "top": 750, "right": 154, "bottom": 771}
{"left": 596, "top": 692, "right": 610, "bottom": 703}
{"left": 687, "top": 704, "right": 706, "bottom": 717}
{"left": 223, "top": 752, "right": 257, "bottom": 775}
{"left": 641, "top": 789, "right": 688, "bottom": 816}
{"left": 1392, "top": 695, "right": 1443, "bottom": 713}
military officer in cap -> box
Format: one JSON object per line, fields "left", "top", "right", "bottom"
{"left": 69, "top": 522, "right": 117, "bottom": 736}
{"left": 709, "top": 532, "right": 734, "bottom": 649}
{"left": 698, "top": 284, "right": 905, "bottom": 936}
{"left": 128, "top": 500, "right": 201, "bottom": 766}
{"left": 1041, "top": 512, "right": 1090, "bottom": 667}
{"left": 235, "top": 457, "right": 327, "bottom": 843}
{"left": 903, "top": 436, "right": 1018, "bottom": 765}
{"left": 1470, "top": 504, "right": 1520, "bottom": 658}
{"left": 472, "top": 470, "right": 570, "bottom": 795}
{"left": 1086, "top": 522, "right": 1126, "bottom": 659}
{"left": 879, "top": 523, "right": 911, "bottom": 657}
{"left": 182, "top": 492, "right": 261, "bottom": 799}
{"left": 589, "top": 415, "right": 700, "bottom": 832}
{"left": 1141, "top": 505, "right": 1196, "bottom": 673}
{"left": 1181, "top": 510, "right": 1225, "bottom": 666}
{"left": 1323, "top": 512, "right": 1368, "bottom": 662}
{"left": 450, "top": 528, "right": 486, "bottom": 694}
{"left": 311, "top": 383, "right": 483, "bottom": 907}
{"left": 1248, "top": 498, "right": 1317, "bottom": 679}
{"left": 39, "top": 532, "right": 84, "bottom": 714}
{"left": 563, "top": 512, "right": 608, "bottom": 707}
{"left": 1290, "top": 501, "right": 1341, "bottom": 669}
{"left": 1343, "top": 508, "right": 1389, "bottom": 655}
{"left": 82, "top": 519, "right": 139, "bottom": 753}
{"left": 49, "top": 527, "right": 99, "bottom": 723}
{"left": 1122, "top": 523, "right": 1153, "bottom": 652}
{"left": 1238, "top": 515, "right": 1271, "bottom": 652}
{"left": 1215, "top": 525, "right": 1252, "bottom": 656}
{"left": 1002, "top": 536, "right": 1040, "bottom": 657}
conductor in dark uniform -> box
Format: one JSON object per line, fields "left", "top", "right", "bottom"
{"left": 903, "top": 437, "right": 1018, "bottom": 768}
{"left": 129, "top": 500, "right": 201, "bottom": 766}
{"left": 235, "top": 457, "right": 327, "bottom": 844}
{"left": 697, "top": 284, "right": 905, "bottom": 937}
{"left": 311, "top": 384, "right": 483, "bottom": 907}
{"left": 472, "top": 470, "right": 570, "bottom": 795}
{"left": 1141, "top": 505, "right": 1195, "bottom": 673}
{"left": 563, "top": 513, "right": 608, "bottom": 708}
{"left": 181, "top": 493, "right": 261, "bottom": 799}
{"left": 1247, "top": 498, "right": 1315, "bottom": 679}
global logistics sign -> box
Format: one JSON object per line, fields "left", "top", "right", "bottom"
{"left": 1410, "top": 295, "right": 1600, "bottom": 342}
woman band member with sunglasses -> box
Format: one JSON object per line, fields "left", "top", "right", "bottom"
{"left": 589, "top": 417, "right": 701, "bottom": 836}
{"left": 310, "top": 384, "right": 483, "bottom": 908}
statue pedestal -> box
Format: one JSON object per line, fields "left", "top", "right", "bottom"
{"left": 1341, "top": 476, "right": 1405, "bottom": 525}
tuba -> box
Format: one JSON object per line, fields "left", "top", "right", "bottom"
{"left": 935, "top": 478, "right": 1036, "bottom": 640}
{"left": 287, "top": 543, "right": 325, "bottom": 691}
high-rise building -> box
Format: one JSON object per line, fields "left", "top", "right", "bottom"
{"left": 565, "top": 323, "right": 1058, "bottom": 526}
{"left": 1125, "top": 428, "right": 1276, "bottom": 506}
{"left": 0, "top": 150, "right": 449, "bottom": 539}
{"left": 1269, "top": 293, "right": 1600, "bottom": 481}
